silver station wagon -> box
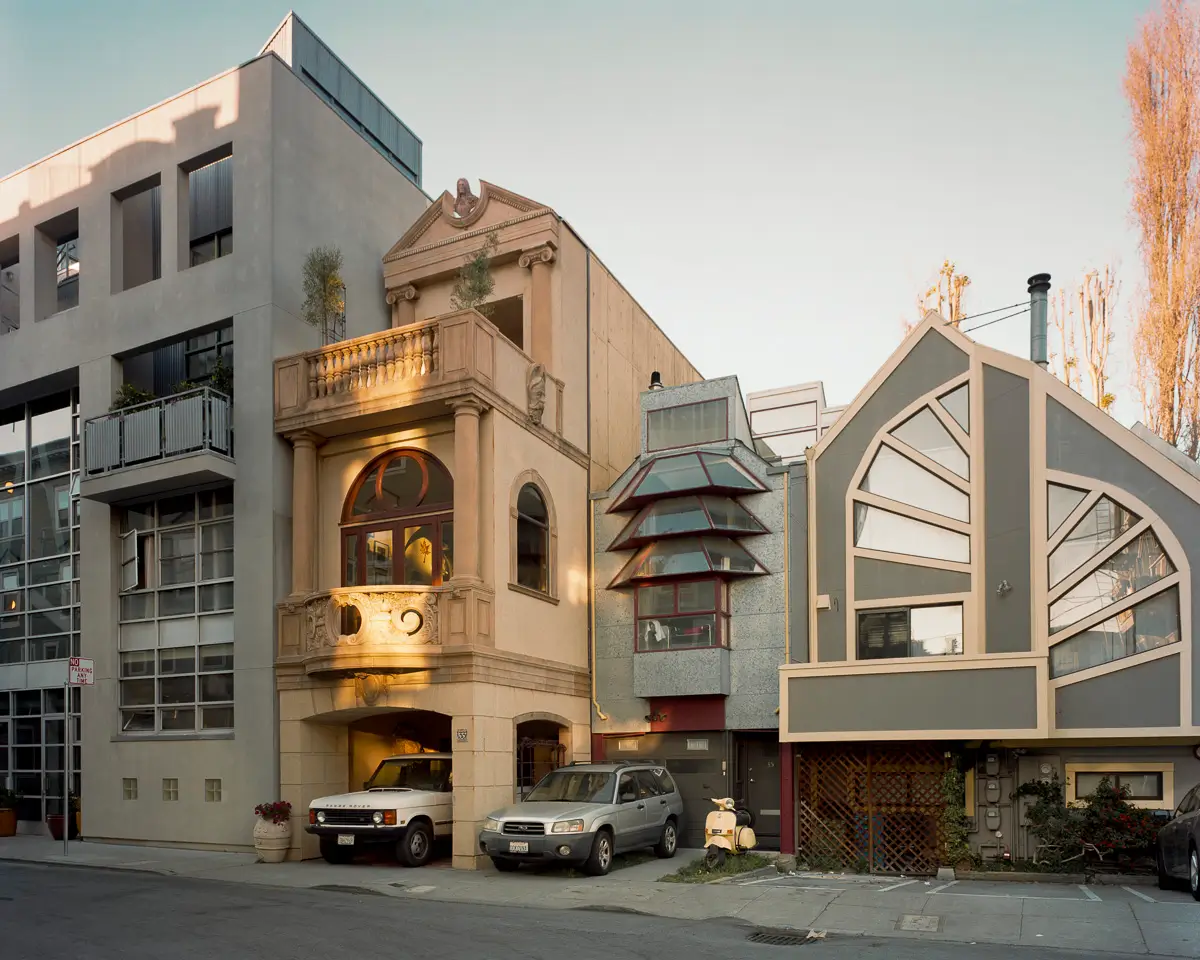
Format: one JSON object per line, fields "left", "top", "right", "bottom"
{"left": 478, "top": 761, "right": 684, "bottom": 875}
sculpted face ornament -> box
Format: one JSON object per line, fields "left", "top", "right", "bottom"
{"left": 454, "top": 178, "right": 479, "bottom": 219}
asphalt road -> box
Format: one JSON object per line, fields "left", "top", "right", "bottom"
{"left": 0, "top": 861, "right": 1157, "bottom": 960}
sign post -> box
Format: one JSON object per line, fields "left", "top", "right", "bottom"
{"left": 65, "top": 658, "right": 94, "bottom": 857}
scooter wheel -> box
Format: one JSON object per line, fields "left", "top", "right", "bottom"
{"left": 705, "top": 844, "right": 727, "bottom": 870}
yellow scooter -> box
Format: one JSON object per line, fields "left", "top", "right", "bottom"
{"left": 703, "top": 797, "right": 757, "bottom": 869}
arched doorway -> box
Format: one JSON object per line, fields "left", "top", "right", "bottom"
{"left": 348, "top": 709, "right": 451, "bottom": 793}
{"left": 515, "top": 717, "right": 567, "bottom": 800}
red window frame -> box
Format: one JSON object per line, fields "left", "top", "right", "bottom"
{"left": 645, "top": 397, "right": 730, "bottom": 453}
{"left": 633, "top": 577, "right": 729, "bottom": 653}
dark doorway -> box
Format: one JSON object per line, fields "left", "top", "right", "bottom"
{"left": 515, "top": 719, "right": 566, "bottom": 800}
{"left": 735, "top": 734, "right": 782, "bottom": 850}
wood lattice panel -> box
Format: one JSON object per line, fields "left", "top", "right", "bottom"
{"left": 795, "top": 744, "right": 947, "bottom": 875}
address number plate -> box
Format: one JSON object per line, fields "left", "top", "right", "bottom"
{"left": 337, "top": 834, "right": 355, "bottom": 846}
{"left": 508, "top": 841, "right": 529, "bottom": 854}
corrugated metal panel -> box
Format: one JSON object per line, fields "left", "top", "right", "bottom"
{"left": 189, "top": 157, "right": 233, "bottom": 241}
{"left": 84, "top": 417, "right": 121, "bottom": 473}
{"left": 261, "top": 15, "right": 293, "bottom": 64}
{"left": 123, "top": 407, "right": 162, "bottom": 464}
{"left": 208, "top": 395, "right": 231, "bottom": 454}
{"left": 164, "top": 394, "right": 205, "bottom": 455}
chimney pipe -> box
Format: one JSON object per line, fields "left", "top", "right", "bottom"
{"left": 1028, "top": 273, "right": 1051, "bottom": 369}
{"left": 649, "top": 371, "right": 663, "bottom": 390}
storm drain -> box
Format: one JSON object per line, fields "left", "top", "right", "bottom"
{"left": 746, "top": 930, "right": 814, "bottom": 947}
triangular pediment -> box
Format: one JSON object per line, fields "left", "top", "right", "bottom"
{"left": 384, "top": 180, "right": 553, "bottom": 262}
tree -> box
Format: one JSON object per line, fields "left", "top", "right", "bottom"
{"left": 450, "top": 232, "right": 499, "bottom": 317}
{"left": 1125, "top": 0, "right": 1200, "bottom": 456}
{"left": 1050, "top": 267, "right": 1119, "bottom": 412}
{"left": 905, "top": 260, "right": 971, "bottom": 335}
{"left": 301, "top": 246, "right": 346, "bottom": 345}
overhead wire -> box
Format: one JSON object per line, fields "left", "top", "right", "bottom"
{"left": 959, "top": 307, "right": 1031, "bottom": 335}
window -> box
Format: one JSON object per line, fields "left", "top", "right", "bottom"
{"left": 1050, "top": 586, "right": 1180, "bottom": 678}
{"left": 123, "top": 778, "right": 138, "bottom": 801}
{"left": 184, "top": 328, "right": 234, "bottom": 383}
{"left": 187, "top": 154, "right": 233, "bottom": 269}
{"left": 114, "top": 176, "right": 162, "bottom": 292}
{"left": 860, "top": 444, "right": 969, "bottom": 522}
{"left": 1066, "top": 763, "right": 1173, "bottom": 810}
{"left": 34, "top": 210, "right": 79, "bottom": 319}
{"left": 118, "top": 489, "right": 234, "bottom": 734}
{"left": 341, "top": 450, "right": 453, "bottom": 588}
{"left": 1048, "top": 483, "right": 1087, "bottom": 537}
{"left": 204, "top": 778, "right": 222, "bottom": 802}
{"left": 1049, "top": 530, "right": 1173, "bottom": 632}
{"left": 0, "top": 234, "right": 18, "bottom": 336}
{"left": 1049, "top": 497, "right": 1138, "bottom": 586}
{"left": 938, "top": 384, "right": 970, "bottom": 433}
{"left": 853, "top": 503, "right": 969, "bottom": 564}
{"left": 1074, "top": 772, "right": 1163, "bottom": 801}
{"left": 890, "top": 407, "right": 968, "bottom": 479}
{"left": 0, "top": 688, "right": 80, "bottom": 822}
{"left": 162, "top": 778, "right": 179, "bottom": 801}
{"left": 610, "top": 451, "right": 766, "bottom": 510}
{"left": 635, "top": 579, "right": 728, "bottom": 651}
{"left": 857, "top": 604, "right": 964, "bottom": 660}
{"left": 647, "top": 399, "right": 727, "bottom": 451}
{"left": 612, "top": 536, "right": 768, "bottom": 587}
{"left": 515, "top": 484, "right": 549, "bottom": 593}
{"left": 617, "top": 772, "right": 639, "bottom": 802}
{"left": 611, "top": 494, "right": 767, "bottom": 549}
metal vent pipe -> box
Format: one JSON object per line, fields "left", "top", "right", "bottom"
{"left": 1028, "top": 273, "right": 1051, "bottom": 368}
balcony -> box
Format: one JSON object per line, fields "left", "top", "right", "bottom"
{"left": 273, "top": 309, "right": 562, "bottom": 438}
{"left": 81, "top": 387, "right": 235, "bottom": 504}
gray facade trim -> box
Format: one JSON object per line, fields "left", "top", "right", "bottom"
{"left": 1055, "top": 655, "right": 1181, "bottom": 729}
{"left": 853, "top": 556, "right": 970, "bottom": 602}
{"left": 788, "top": 463, "right": 809, "bottom": 662}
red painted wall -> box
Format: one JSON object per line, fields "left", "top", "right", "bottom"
{"left": 780, "top": 743, "right": 795, "bottom": 853}
{"left": 648, "top": 696, "right": 726, "bottom": 732}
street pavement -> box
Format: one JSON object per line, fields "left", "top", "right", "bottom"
{"left": 0, "top": 861, "right": 1168, "bottom": 960}
{"left": 3, "top": 836, "right": 1200, "bottom": 955}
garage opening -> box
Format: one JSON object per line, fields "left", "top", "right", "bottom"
{"left": 348, "top": 709, "right": 450, "bottom": 792}
{"left": 515, "top": 719, "right": 566, "bottom": 800}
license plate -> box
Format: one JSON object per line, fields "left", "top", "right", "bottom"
{"left": 337, "top": 834, "right": 355, "bottom": 846}
{"left": 508, "top": 841, "right": 529, "bottom": 854}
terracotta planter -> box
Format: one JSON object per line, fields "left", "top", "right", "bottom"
{"left": 253, "top": 818, "right": 292, "bottom": 863}
{"left": 0, "top": 808, "right": 16, "bottom": 838}
{"left": 46, "top": 814, "right": 79, "bottom": 841}
{"left": 75, "top": 811, "right": 82, "bottom": 837}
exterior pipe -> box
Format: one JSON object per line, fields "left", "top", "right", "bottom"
{"left": 1028, "top": 273, "right": 1051, "bottom": 369}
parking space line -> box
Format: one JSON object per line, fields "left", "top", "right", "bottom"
{"left": 878, "top": 879, "right": 919, "bottom": 892}
{"left": 929, "top": 880, "right": 958, "bottom": 894}
{"left": 1079, "top": 885, "right": 1101, "bottom": 902}
{"left": 935, "top": 892, "right": 1089, "bottom": 901}
{"left": 738, "top": 876, "right": 790, "bottom": 886}
{"left": 1122, "top": 886, "right": 1156, "bottom": 903}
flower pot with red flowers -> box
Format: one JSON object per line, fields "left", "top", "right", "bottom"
{"left": 253, "top": 801, "right": 293, "bottom": 863}
{"left": 0, "top": 788, "right": 18, "bottom": 838}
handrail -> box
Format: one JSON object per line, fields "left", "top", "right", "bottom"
{"left": 84, "top": 386, "right": 233, "bottom": 475}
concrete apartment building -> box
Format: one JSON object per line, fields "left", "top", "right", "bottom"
{"left": 0, "top": 14, "right": 428, "bottom": 846}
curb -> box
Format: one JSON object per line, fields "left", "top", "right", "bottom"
{"left": 955, "top": 870, "right": 1086, "bottom": 883}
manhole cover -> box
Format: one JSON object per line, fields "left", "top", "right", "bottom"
{"left": 747, "top": 931, "right": 813, "bottom": 946}
{"left": 899, "top": 914, "right": 940, "bottom": 933}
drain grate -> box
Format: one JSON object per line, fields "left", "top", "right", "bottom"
{"left": 747, "top": 930, "right": 813, "bottom": 947}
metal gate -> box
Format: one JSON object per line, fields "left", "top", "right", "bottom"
{"left": 795, "top": 744, "right": 946, "bottom": 875}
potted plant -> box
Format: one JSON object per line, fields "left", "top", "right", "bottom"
{"left": 46, "top": 799, "right": 79, "bottom": 842}
{"left": 0, "top": 788, "right": 18, "bottom": 838}
{"left": 253, "top": 800, "right": 293, "bottom": 863}
{"left": 71, "top": 793, "right": 81, "bottom": 839}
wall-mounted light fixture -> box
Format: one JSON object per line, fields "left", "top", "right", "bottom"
{"left": 996, "top": 580, "right": 1012, "bottom": 597}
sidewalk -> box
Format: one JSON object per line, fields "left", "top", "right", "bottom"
{"left": 4, "top": 835, "right": 1200, "bottom": 956}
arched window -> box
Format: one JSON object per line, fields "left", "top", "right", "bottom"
{"left": 341, "top": 450, "right": 453, "bottom": 587}
{"left": 515, "top": 484, "right": 549, "bottom": 593}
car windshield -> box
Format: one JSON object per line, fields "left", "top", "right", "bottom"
{"left": 366, "top": 757, "right": 451, "bottom": 792}
{"left": 524, "top": 770, "right": 614, "bottom": 803}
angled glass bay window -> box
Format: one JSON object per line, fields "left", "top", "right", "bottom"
{"left": 1049, "top": 530, "right": 1173, "bottom": 632}
{"left": 860, "top": 444, "right": 969, "bottom": 522}
{"left": 889, "top": 407, "right": 968, "bottom": 479}
{"left": 1048, "top": 483, "right": 1088, "bottom": 538}
{"left": 610, "top": 536, "right": 768, "bottom": 587}
{"left": 1050, "top": 586, "right": 1180, "bottom": 678}
{"left": 938, "top": 384, "right": 969, "bottom": 433}
{"left": 1048, "top": 496, "right": 1138, "bottom": 586}
{"left": 608, "top": 451, "right": 766, "bottom": 511}
{"left": 610, "top": 495, "right": 767, "bottom": 549}
{"left": 853, "top": 502, "right": 969, "bottom": 564}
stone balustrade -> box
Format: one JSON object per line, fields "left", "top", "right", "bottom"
{"left": 305, "top": 320, "right": 439, "bottom": 400}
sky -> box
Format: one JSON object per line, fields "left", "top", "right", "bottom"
{"left": 0, "top": 0, "right": 1156, "bottom": 422}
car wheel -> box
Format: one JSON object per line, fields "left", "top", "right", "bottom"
{"left": 398, "top": 822, "right": 434, "bottom": 868}
{"left": 654, "top": 819, "right": 678, "bottom": 859}
{"left": 1158, "top": 844, "right": 1173, "bottom": 890}
{"left": 584, "top": 830, "right": 613, "bottom": 876}
{"left": 491, "top": 857, "right": 521, "bottom": 873}
{"left": 319, "top": 838, "right": 354, "bottom": 865}
{"left": 1190, "top": 847, "right": 1200, "bottom": 902}
{"left": 705, "top": 844, "right": 727, "bottom": 870}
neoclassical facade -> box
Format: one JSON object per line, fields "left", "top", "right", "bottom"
{"left": 272, "top": 180, "right": 699, "bottom": 867}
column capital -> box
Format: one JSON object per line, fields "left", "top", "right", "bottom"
{"left": 285, "top": 429, "right": 325, "bottom": 449}
{"left": 386, "top": 284, "right": 420, "bottom": 306}
{"left": 518, "top": 243, "right": 557, "bottom": 270}
{"left": 448, "top": 396, "right": 488, "bottom": 417}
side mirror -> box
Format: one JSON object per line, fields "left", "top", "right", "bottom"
{"left": 620, "top": 792, "right": 636, "bottom": 803}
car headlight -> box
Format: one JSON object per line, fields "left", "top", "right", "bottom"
{"left": 551, "top": 819, "right": 585, "bottom": 834}
{"left": 482, "top": 818, "right": 501, "bottom": 833}
{"left": 315, "top": 811, "right": 326, "bottom": 824}
{"left": 372, "top": 811, "right": 384, "bottom": 825}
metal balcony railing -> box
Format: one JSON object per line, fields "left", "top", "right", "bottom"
{"left": 83, "top": 387, "right": 232, "bottom": 476}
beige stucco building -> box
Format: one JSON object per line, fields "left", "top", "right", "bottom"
{"left": 273, "top": 180, "right": 699, "bottom": 867}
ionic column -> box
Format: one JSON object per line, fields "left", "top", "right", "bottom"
{"left": 450, "top": 398, "right": 486, "bottom": 583}
{"left": 288, "top": 430, "right": 323, "bottom": 597}
{"left": 519, "top": 244, "right": 556, "bottom": 372}
{"left": 387, "top": 284, "right": 419, "bottom": 328}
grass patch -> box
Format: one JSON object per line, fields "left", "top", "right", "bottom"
{"left": 553, "top": 851, "right": 658, "bottom": 879}
{"left": 660, "top": 852, "right": 775, "bottom": 883}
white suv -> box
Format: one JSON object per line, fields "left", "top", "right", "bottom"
{"left": 306, "top": 753, "right": 452, "bottom": 866}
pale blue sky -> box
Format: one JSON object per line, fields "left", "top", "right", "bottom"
{"left": 0, "top": 0, "right": 1154, "bottom": 420}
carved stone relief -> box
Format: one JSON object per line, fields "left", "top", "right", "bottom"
{"left": 527, "top": 363, "right": 547, "bottom": 425}
{"left": 304, "top": 589, "right": 441, "bottom": 653}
